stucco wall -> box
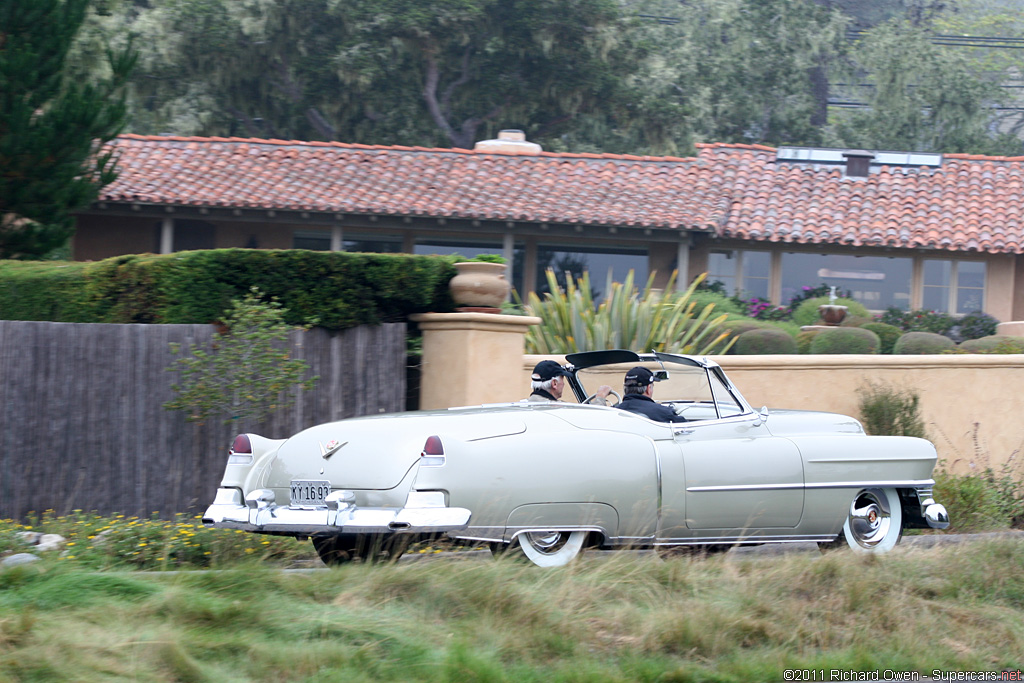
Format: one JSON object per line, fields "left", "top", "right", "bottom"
{"left": 511, "top": 353, "right": 1023, "bottom": 476}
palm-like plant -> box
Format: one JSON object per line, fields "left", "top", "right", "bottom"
{"left": 522, "top": 270, "right": 735, "bottom": 355}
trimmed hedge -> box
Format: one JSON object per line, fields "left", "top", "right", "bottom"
{"left": 893, "top": 331, "right": 956, "bottom": 354}
{"left": 957, "top": 335, "right": 1024, "bottom": 353}
{"left": 860, "top": 322, "right": 903, "bottom": 354}
{"left": 733, "top": 328, "right": 798, "bottom": 355}
{"left": 0, "top": 250, "right": 466, "bottom": 330}
{"left": 809, "top": 327, "right": 881, "bottom": 354}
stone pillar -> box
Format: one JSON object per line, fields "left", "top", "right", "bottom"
{"left": 411, "top": 312, "right": 541, "bottom": 409}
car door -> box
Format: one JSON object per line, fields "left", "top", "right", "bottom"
{"left": 658, "top": 367, "right": 805, "bottom": 537}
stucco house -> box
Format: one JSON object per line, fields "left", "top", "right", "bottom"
{"left": 74, "top": 131, "right": 1024, "bottom": 323}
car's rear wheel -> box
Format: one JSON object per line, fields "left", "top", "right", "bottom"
{"left": 312, "top": 533, "right": 409, "bottom": 565}
{"left": 516, "top": 530, "right": 587, "bottom": 567}
{"left": 818, "top": 487, "right": 903, "bottom": 553}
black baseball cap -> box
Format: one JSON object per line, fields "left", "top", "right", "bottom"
{"left": 624, "top": 366, "right": 659, "bottom": 387}
{"left": 531, "top": 360, "right": 569, "bottom": 382}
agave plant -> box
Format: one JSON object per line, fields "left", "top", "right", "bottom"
{"left": 522, "top": 269, "right": 735, "bottom": 355}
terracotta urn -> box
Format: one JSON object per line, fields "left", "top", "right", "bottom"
{"left": 818, "top": 304, "right": 848, "bottom": 326}
{"left": 449, "top": 262, "right": 510, "bottom": 311}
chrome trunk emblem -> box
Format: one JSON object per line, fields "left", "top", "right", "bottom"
{"left": 319, "top": 439, "right": 347, "bottom": 459}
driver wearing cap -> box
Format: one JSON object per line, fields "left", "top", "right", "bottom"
{"left": 617, "top": 366, "right": 687, "bottom": 422}
{"left": 527, "top": 360, "right": 612, "bottom": 405}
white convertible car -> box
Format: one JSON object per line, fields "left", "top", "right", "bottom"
{"left": 203, "top": 350, "right": 949, "bottom": 567}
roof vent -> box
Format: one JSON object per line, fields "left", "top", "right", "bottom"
{"left": 474, "top": 130, "right": 542, "bottom": 156}
{"left": 842, "top": 150, "right": 875, "bottom": 178}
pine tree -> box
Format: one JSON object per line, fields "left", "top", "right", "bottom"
{"left": 0, "top": 0, "right": 136, "bottom": 259}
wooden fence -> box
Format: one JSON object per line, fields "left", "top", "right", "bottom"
{"left": 0, "top": 321, "right": 406, "bottom": 520}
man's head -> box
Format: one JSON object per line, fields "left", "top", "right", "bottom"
{"left": 623, "top": 366, "right": 658, "bottom": 397}
{"left": 531, "top": 360, "right": 569, "bottom": 398}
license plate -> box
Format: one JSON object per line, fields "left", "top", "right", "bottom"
{"left": 290, "top": 480, "right": 331, "bottom": 506}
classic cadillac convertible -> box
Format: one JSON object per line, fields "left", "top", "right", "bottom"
{"left": 203, "top": 350, "right": 949, "bottom": 567}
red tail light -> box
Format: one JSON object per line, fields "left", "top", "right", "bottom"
{"left": 420, "top": 436, "right": 445, "bottom": 466}
{"left": 230, "top": 434, "right": 252, "bottom": 454}
{"left": 228, "top": 434, "right": 253, "bottom": 465}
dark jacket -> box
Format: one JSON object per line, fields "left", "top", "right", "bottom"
{"left": 617, "top": 394, "right": 687, "bottom": 423}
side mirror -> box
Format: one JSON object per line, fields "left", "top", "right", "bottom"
{"left": 652, "top": 369, "right": 670, "bottom": 382}
{"left": 752, "top": 406, "right": 769, "bottom": 427}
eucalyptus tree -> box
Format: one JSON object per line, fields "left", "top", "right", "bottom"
{"left": 629, "top": 0, "right": 848, "bottom": 148}
{"left": 0, "top": 0, "right": 135, "bottom": 259}
{"left": 832, "top": 19, "right": 1012, "bottom": 154}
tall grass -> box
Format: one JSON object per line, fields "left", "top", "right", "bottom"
{"left": 1, "top": 541, "right": 1022, "bottom": 681}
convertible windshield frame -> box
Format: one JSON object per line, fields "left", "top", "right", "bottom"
{"left": 563, "top": 350, "right": 755, "bottom": 419}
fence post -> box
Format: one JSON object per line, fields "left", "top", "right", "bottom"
{"left": 411, "top": 313, "right": 540, "bottom": 409}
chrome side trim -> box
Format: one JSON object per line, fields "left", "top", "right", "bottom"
{"left": 687, "top": 483, "right": 804, "bottom": 492}
{"left": 654, "top": 534, "right": 835, "bottom": 545}
{"left": 688, "top": 479, "right": 935, "bottom": 493}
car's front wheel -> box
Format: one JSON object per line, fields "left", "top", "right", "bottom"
{"left": 312, "top": 534, "right": 409, "bottom": 565}
{"left": 819, "top": 487, "right": 903, "bottom": 553}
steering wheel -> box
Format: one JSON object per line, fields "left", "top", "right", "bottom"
{"left": 584, "top": 390, "right": 621, "bottom": 406}
{"left": 672, "top": 403, "right": 696, "bottom": 416}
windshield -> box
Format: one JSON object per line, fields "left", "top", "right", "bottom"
{"left": 576, "top": 359, "right": 748, "bottom": 422}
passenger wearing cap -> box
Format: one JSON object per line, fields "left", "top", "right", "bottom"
{"left": 617, "top": 366, "right": 686, "bottom": 422}
{"left": 527, "top": 360, "right": 612, "bottom": 405}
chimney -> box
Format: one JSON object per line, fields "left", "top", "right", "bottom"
{"left": 473, "top": 129, "right": 542, "bottom": 156}
{"left": 842, "top": 150, "right": 875, "bottom": 178}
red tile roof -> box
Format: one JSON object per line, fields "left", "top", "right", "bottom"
{"left": 100, "top": 135, "right": 1024, "bottom": 254}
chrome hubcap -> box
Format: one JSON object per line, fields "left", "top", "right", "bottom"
{"left": 848, "top": 489, "right": 892, "bottom": 549}
{"left": 523, "top": 531, "right": 567, "bottom": 554}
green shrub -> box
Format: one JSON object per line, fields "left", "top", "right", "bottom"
{"left": 893, "top": 331, "right": 956, "bottom": 354}
{"left": 860, "top": 322, "right": 902, "bottom": 354}
{"left": 958, "top": 335, "right": 1024, "bottom": 354}
{"left": 796, "top": 329, "right": 821, "bottom": 354}
{"left": 880, "top": 307, "right": 958, "bottom": 336}
{"left": 523, "top": 270, "right": 735, "bottom": 354}
{"left": 732, "top": 328, "right": 798, "bottom": 354}
{"left": 808, "top": 327, "right": 880, "bottom": 354}
{"left": 0, "top": 261, "right": 96, "bottom": 321}
{"left": 0, "top": 250, "right": 464, "bottom": 331}
{"left": 954, "top": 311, "right": 1000, "bottom": 341}
{"left": 688, "top": 289, "right": 746, "bottom": 317}
{"left": 791, "top": 297, "right": 870, "bottom": 326}
{"left": 856, "top": 381, "right": 927, "bottom": 438}
{"left": 935, "top": 464, "right": 1024, "bottom": 531}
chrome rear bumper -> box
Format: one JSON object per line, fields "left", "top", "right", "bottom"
{"left": 202, "top": 488, "right": 471, "bottom": 535}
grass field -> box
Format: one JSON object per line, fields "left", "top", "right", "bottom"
{"left": 1, "top": 537, "right": 1021, "bottom": 682}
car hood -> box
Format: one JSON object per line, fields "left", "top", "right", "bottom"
{"left": 265, "top": 409, "right": 528, "bottom": 490}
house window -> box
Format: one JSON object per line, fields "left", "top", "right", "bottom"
{"left": 416, "top": 239, "right": 525, "bottom": 292}
{"left": 293, "top": 230, "right": 331, "bottom": 251}
{"left": 535, "top": 245, "right": 648, "bottom": 300}
{"left": 344, "top": 234, "right": 402, "bottom": 253}
{"left": 173, "top": 220, "right": 215, "bottom": 251}
{"left": 780, "top": 253, "right": 912, "bottom": 311}
{"left": 414, "top": 239, "right": 505, "bottom": 260}
{"left": 922, "top": 260, "right": 986, "bottom": 313}
{"left": 708, "top": 250, "right": 770, "bottom": 299}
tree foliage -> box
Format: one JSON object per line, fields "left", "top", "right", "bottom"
{"left": 0, "top": 0, "right": 135, "bottom": 259}
{"left": 61, "top": 0, "right": 1024, "bottom": 156}
{"left": 164, "top": 287, "right": 317, "bottom": 425}
{"left": 831, "top": 19, "right": 1015, "bottom": 154}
